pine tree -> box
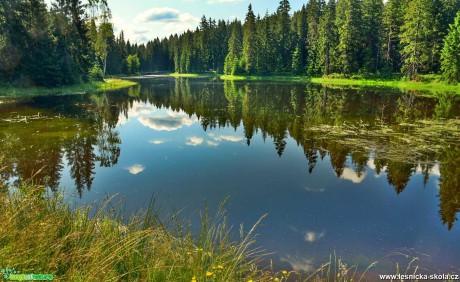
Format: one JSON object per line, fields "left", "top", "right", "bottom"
{"left": 243, "top": 4, "right": 257, "bottom": 74}
{"left": 441, "top": 12, "right": 460, "bottom": 83}
{"left": 362, "top": 0, "right": 383, "bottom": 73}
{"left": 224, "top": 20, "right": 243, "bottom": 75}
{"left": 318, "top": 0, "right": 338, "bottom": 75}
{"left": 257, "top": 12, "right": 276, "bottom": 74}
{"left": 291, "top": 6, "right": 308, "bottom": 74}
{"left": 382, "top": 0, "right": 406, "bottom": 72}
{"left": 306, "top": 0, "right": 325, "bottom": 76}
{"left": 276, "top": 0, "right": 293, "bottom": 72}
{"left": 335, "top": 0, "right": 365, "bottom": 74}
{"left": 399, "top": 0, "right": 437, "bottom": 79}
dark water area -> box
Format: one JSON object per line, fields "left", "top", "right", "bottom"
{"left": 1, "top": 77, "right": 459, "bottom": 275}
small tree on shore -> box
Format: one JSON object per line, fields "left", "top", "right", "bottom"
{"left": 126, "top": 54, "right": 140, "bottom": 75}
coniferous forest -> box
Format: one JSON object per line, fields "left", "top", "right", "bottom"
{"left": 2, "top": 0, "right": 460, "bottom": 87}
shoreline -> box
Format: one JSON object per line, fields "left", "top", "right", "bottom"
{"left": 0, "top": 78, "right": 138, "bottom": 99}
{"left": 162, "top": 72, "right": 460, "bottom": 95}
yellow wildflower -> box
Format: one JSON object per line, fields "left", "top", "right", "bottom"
{"left": 206, "top": 271, "right": 214, "bottom": 277}
{"left": 186, "top": 252, "right": 192, "bottom": 255}
{"left": 191, "top": 276, "right": 197, "bottom": 282}
{"left": 248, "top": 280, "right": 253, "bottom": 282}
{"left": 274, "top": 278, "right": 280, "bottom": 282}
{"left": 217, "top": 265, "right": 224, "bottom": 270}
{"left": 282, "top": 270, "right": 288, "bottom": 275}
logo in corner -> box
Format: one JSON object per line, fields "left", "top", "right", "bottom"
{"left": 1, "top": 267, "right": 20, "bottom": 280}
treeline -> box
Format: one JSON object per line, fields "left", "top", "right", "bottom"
{"left": 0, "top": 0, "right": 140, "bottom": 87}
{"left": 3, "top": 0, "right": 460, "bottom": 87}
{"left": 131, "top": 0, "right": 460, "bottom": 82}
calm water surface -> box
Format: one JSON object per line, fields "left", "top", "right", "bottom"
{"left": 1, "top": 77, "right": 460, "bottom": 274}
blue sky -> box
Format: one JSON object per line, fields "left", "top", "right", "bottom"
{"left": 46, "top": 0, "right": 306, "bottom": 43}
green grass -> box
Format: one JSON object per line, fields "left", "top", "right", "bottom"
{"left": 169, "top": 72, "right": 217, "bottom": 78}
{"left": 219, "top": 74, "right": 460, "bottom": 95}
{"left": 310, "top": 77, "right": 460, "bottom": 94}
{"left": 0, "top": 79, "right": 137, "bottom": 99}
{"left": 0, "top": 181, "right": 268, "bottom": 281}
{"left": 220, "top": 74, "right": 308, "bottom": 82}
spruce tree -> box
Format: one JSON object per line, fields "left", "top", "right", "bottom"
{"left": 243, "top": 4, "right": 257, "bottom": 74}
{"left": 441, "top": 12, "right": 460, "bottom": 83}
{"left": 276, "top": 0, "right": 293, "bottom": 72}
{"left": 382, "top": 0, "right": 406, "bottom": 72}
{"left": 335, "top": 0, "right": 365, "bottom": 74}
{"left": 399, "top": 0, "right": 437, "bottom": 79}
{"left": 318, "top": 0, "right": 338, "bottom": 75}
{"left": 291, "top": 6, "right": 308, "bottom": 74}
{"left": 257, "top": 12, "right": 276, "bottom": 74}
{"left": 362, "top": 0, "right": 383, "bottom": 73}
{"left": 306, "top": 0, "right": 325, "bottom": 76}
{"left": 224, "top": 20, "right": 243, "bottom": 75}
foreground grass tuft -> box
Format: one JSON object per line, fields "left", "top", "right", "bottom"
{"left": 0, "top": 183, "right": 267, "bottom": 281}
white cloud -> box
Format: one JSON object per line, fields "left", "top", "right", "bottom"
{"left": 135, "top": 106, "right": 155, "bottom": 115}
{"left": 340, "top": 168, "right": 366, "bottom": 184}
{"left": 139, "top": 117, "right": 184, "bottom": 131}
{"left": 207, "top": 140, "right": 219, "bottom": 147}
{"left": 280, "top": 255, "right": 315, "bottom": 272}
{"left": 304, "top": 231, "right": 325, "bottom": 243}
{"left": 186, "top": 136, "right": 204, "bottom": 146}
{"left": 117, "top": 115, "right": 128, "bottom": 126}
{"left": 150, "top": 140, "right": 165, "bottom": 144}
{"left": 136, "top": 8, "right": 181, "bottom": 23}
{"left": 113, "top": 8, "right": 200, "bottom": 44}
{"left": 138, "top": 110, "right": 198, "bottom": 131}
{"left": 127, "top": 164, "right": 145, "bottom": 175}
{"left": 208, "top": 133, "right": 244, "bottom": 143}
{"left": 415, "top": 163, "right": 440, "bottom": 177}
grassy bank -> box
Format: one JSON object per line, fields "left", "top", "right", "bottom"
{"left": 310, "top": 77, "right": 460, "bottom": 94}
{"left": 0, "top": 79, "right": 137, "bottom": 99}
{"left": 219, "top": 74, "right": 460, "bottom": 95}
{"left": 169, "top": 72, "right": 217, "bottom": 78}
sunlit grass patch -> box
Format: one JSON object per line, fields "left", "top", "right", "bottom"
{"left": 0, "top": 184, "right": 267, "bottom": 281}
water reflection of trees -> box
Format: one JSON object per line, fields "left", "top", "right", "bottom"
{"left": 0, "top": 78, "right": 458, "bottom": 228}
{"left": 0, "top": 93, "right": 123, "bottom": 197}
{"left": 130, "top": 78, "right": 459, "bottom": 229}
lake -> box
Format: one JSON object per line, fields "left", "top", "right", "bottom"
{"left": 1, "top": 77, "right": 459, "bottom": 275}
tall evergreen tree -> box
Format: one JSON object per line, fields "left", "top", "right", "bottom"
{"left": 317, "top": 0, "right": 338, "bottom": 75}
{"left": 276, "top": 0, "right": 293, "bottom": 72}
{"left": 362, "top": 0, "right": 383, "bottom": 73}
{"left": 243, "top": 4, "right": 257, "bottom": 74}
{"left": 441, "top": 12, "right": 460, "bottom": 83}
{"left": 257, "top": 12, "right": 276, "bottom": 74}
{"left": 224, "top": 20, "right": 243, "bottom": 75}
{"left": 335, "top": 0, "right": 365, "bottom": 74}
{"left": 399, "top": 0, "right": 438, "bottom": 79}
{"left": 291, "top": 6, "right": 308, "bottom": 74}
{"left": 382, "top": 0, "right": 406, "bottom": 72}
{"left": 306, "top": 0, "right": 325, "bottom": 76}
